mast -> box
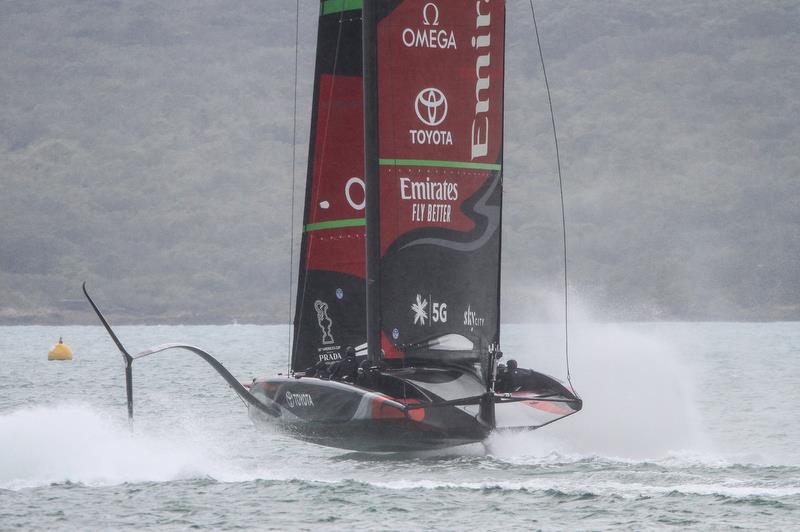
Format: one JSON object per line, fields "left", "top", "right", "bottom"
{"left": 362, "top": 0, "right": 381, "bottom": 365}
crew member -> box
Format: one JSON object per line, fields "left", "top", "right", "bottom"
{"left": 496, "top": 358, "right": 519, "bottom": 392}
{"left": 330, "top": 345, "right": 358, "bottom": 382}
{"left": 305, "top": 358, "right": 332, "bottom": 379}
{"left": 356, "top": 358, "right": 373, "bottom": 387}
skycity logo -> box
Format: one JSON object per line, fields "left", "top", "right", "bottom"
{"left": 463, "top": 304, "right": 486, "bottom": 328}
{"left": 401, "top": 3, "right": 457, "bottom": 50}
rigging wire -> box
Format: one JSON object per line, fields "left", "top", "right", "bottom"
{"left": 287, "top": 0, "right": 301, "bottom": 375}
{"left": 529, "top": 0, "right": 577, "bottom": 394}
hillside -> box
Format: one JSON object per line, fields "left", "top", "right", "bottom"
{"left": 0, "top": 1, "right": 797, "bottom": 324}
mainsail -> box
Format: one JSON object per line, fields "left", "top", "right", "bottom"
{"left": 292, "top": 2, "right": 367, "bottom": 372}
{"left": 294, "top": 0, "right": 506, "bottom": 371}
{"left": 366, "top": 0, "right": 506, "bottom": 363}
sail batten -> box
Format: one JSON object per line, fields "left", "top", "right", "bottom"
{"left": 304, "top": 218, "right": 366, "bottom": 232}
{"left": 379, "top": 158, "right": 502, "bottom": 171}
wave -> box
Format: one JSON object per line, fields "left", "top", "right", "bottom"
{"left": 218, "top": 477, "right": 800, "bottom": 501}
{"left": 3, "top": 403, "right": 798, "bottom": 506}
{"left": 3, "top": 402, "right": 797, "bottom": 492}
{"left": 358, "top": 478, "right": 800, "bottom": 499}
{"left": 0, "top": 404, "right": 235, "bottom": 490}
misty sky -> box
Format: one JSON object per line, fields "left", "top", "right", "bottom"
{"left": 0, "top": 1, "right": 798, "bottom": 323}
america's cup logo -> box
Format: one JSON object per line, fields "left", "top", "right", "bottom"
{"left": 414, "top": 88, "right": 448, "bottom": 127}
{"left": 314, "top": 300, "right": 335, "bottom": 345}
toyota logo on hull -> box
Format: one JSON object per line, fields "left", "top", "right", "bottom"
{"left": 415, "top": 88, "right": 448, "bottom": 127}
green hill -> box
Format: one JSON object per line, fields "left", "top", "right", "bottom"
{"left": 0, "top": 1, "right": 797, "bottom": 324}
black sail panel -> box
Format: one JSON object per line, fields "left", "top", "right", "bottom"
{"left": 291, "top": 3, "right": 367, "bottom": 372}
{"left": 373, "top": 1, "right": 506, "bottom": 363}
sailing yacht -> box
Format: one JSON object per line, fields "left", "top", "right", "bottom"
{"left": 86, "top": 0, "right": 581, "bottom": 452}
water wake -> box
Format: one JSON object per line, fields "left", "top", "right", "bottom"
{"left": 362, "top": 478, "right": 800, "bottom": 499}
{"left": 491, "top": 320, "right": 706, "bottom": 461}
{"left": 0, "top": 404, "right": 231, "bottom": 490}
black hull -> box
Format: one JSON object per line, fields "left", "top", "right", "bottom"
{"left": 250, "top": 411, "right": 487, "bottom": 452}
{"left": 245, "top": 363, "right": 581, "bottom": 452}
{"left": 247, "top": 368, "right": 492, "bottom": 452}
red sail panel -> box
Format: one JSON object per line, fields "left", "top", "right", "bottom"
{"left": 375, "top": 0, "right": 506, "bottom": 361}
{"left": 292, "top": 5, "right": 367, "bottom": 372}
{"left": 304, "top": 74, "right": 366, "bottom": 278}
{"left": 377, "top": 1, "right": 505, "bottom": 165}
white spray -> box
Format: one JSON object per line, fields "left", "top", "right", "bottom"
{"left": 489, "top": 298, "right": 705, "bottom": 461}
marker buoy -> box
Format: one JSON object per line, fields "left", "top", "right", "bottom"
{"left": 48, "top": 337, "right": 73, "bottom": 361}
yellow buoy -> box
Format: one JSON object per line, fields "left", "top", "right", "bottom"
{"left": 48, "top": 337, "right": 73, "bottom": 361}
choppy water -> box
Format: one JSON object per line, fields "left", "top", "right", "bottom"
{"left": 1, "top": 322, "right": 798, "bottom": 530}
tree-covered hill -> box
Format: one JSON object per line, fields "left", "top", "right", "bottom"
{"left": 0, "top": 1, "right": 797, "bottom": 324}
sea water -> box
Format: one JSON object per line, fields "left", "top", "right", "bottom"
{"left": 0, "top": 322, "right": 798, "bottom": 530}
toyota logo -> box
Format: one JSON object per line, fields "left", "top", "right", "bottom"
{"left": 414, "top": 88, "right": 448, "bottom": 127}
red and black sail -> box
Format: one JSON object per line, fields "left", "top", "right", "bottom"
{"left": 295, "top": 0, "right": 506, "bottom": 371}
{"left": 291, "top": 2, "right": 368, "bottom": 372}
{"left": 366, "top": 0, "right": 506, "bottom": 363}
